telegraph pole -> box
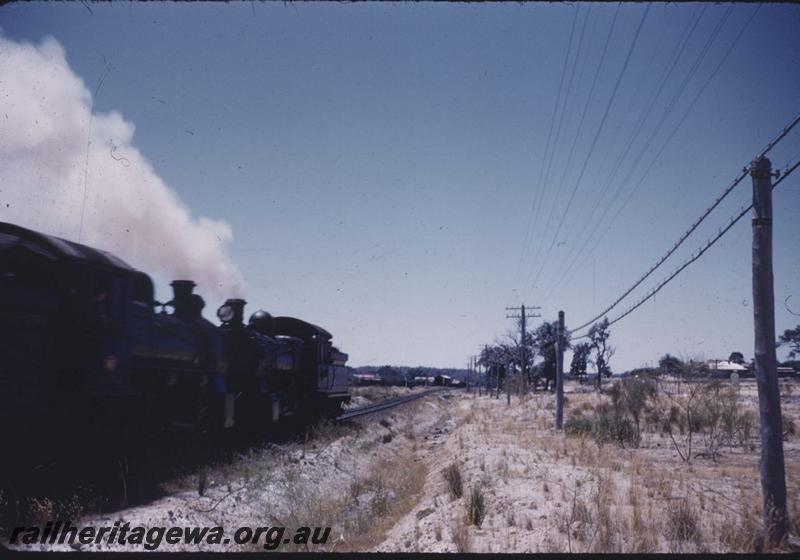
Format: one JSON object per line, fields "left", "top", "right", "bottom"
{"left": 506, "top": 358, "right": 511, "bottom": 405}
{"left": 483, "top": 344, "right": 490, "bottom": 397}
{"left": 475, "top": 355, "right": 481, "bottom": 397}
{"left": 506, "top": 304, "right": 541, "bottom": 396}
{"left": 750, "top": 156, "right": 787, "bottom": 543}
{"left": 555, "top": 310, "right": 565, "bottom": 429}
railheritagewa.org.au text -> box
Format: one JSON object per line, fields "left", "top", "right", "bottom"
{"left": 11, "top": 521, "right": 331, "bottom": 550}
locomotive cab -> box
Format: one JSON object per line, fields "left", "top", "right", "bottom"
{"left": 0, "top": 222, "right": 150, "bottom": 455}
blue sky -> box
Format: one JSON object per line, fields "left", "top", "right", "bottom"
{"left": 1, "top": 2, "right": 799, "bottom": 369}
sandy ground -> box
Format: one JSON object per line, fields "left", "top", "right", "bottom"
{"left": 376, "top": 379, "right": 800, "bottom": 553}
{"left": 5, "top": 379, "right": 800, "bottom": 553}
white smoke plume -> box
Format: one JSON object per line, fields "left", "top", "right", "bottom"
{"left": 0, "top": 35, "right": 245, "bottom": 299}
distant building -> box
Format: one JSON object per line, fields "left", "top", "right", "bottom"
{"left": 705, "top": 359, "right": 749, "bottom": 378}
{"left": 705, "top": 359, "right": 748, "bottom": 372}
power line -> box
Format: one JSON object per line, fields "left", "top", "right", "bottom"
{"left": 539, "top": 5, "right": 708, "bottom": 299}
{"left": 569, "top": 110, "right": 800, "bottom": 334}
{"left": 535, "top": 3, "right": 631, "bottom": 292}
{"left": 513, "top": 7, "right": 581, "bottom": 288}
{"left": 542, "top": 4, "right": 733, "bottom": 300}
{"left": 571, "top": 156, "right": 800, "bottom": 339}
{"left": 547, "top": 5, "right": 763, "bottom": 304}
{"left": 526, "top": 4, "right": 651, "bottom": 299}
{"left": 523, "top": 5, "right": 622, "bottom": 295}
{"left": 567, "top": 111, "right": 800, "bottom": 334}
{"left": 606, "top": 3, "right": 759, "bottom": 233}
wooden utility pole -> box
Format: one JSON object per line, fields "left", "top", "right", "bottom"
{"left": 555, "top": 310, "right": 565, "bottom": 429}
{"left": 506, "top": 359, "right": 511, "bottom": 405}
{"left": 751, "top": 155, "right": 787, "bottom": 543}
{"left": 476, "top": 355, "right": 482, "bottom": 397}
{"left": 506, "top": 304, "right": 541, "bottom": 396}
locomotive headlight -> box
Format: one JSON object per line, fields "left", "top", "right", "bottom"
{"left": 217, "top": 303, "right": 235, "bottom": 323}
{"left": 104, "top": 354, "right": 118, "bottom": 373}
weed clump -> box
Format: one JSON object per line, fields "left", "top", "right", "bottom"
{"left": 443, "top": 462, "right": 463, "bottom": 500}
{"left": 592, "top": 414, "right": 639, "bottom": 448}
{"left": 564, "top": 414, "right": 593, "bottom": 437}
{"left": 666, "top": 498, "right": 702, "bottom": 550}
{"left": 451, "top": 518, "right": 471, "bottom": 552}
{"left": 467, "top": 481, "right": 486, "bottom": 527}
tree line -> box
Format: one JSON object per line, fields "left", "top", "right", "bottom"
{"left": 477, "top": 317, "right": 614, "bottom": 393}
{"left": 477, "top": 320, "right": 800, "bottom": 393}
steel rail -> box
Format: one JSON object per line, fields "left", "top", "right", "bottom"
{"left": 336, "top": 387, "right": 452, "bottom": 422}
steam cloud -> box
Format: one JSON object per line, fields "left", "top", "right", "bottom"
{"left": 0, "top": 35, "right": 245, "bottom": 299}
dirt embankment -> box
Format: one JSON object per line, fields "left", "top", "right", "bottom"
{"left": 4, "top": 389, "right": 456, "bottom": 552}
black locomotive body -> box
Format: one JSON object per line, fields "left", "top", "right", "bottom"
{"left": 0, "top": 222, "right": 350, "bottom": 459}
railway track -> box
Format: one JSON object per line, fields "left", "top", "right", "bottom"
{"left": 336, "top": 387, "right": 453, "bottom": 421}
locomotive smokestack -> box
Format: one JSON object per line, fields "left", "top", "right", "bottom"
{"left": 223, "top": 298, "right": 246, "bottom": 326}
{"left": 170, "top": 280, "right": 202, "bottom": 320}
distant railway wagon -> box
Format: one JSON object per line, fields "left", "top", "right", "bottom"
{"left": 433, "top": 374, "right": 452, "bottom": 386}
{"left": 351, "top": 373, "right": 384, "bottom": 386}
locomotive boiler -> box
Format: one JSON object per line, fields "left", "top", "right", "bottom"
{"left": 0, "top": 221, "right": 350, "bottom": 461}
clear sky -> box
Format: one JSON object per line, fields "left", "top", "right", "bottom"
{"left": 1, "top": 2, "right": 799, "bottom": 370}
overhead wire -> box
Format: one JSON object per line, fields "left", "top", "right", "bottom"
{"left": 543, "top": 4, "right": 734, "bottom": 301}
{"left": 519, "top": 4, "right": 596, "bottom": 290}
{"left": 539, "top": 3, "right": 632, "bottom": 289}
{"left": 513, "top": 7, "right": 581, "bottom": 288}
{"left": 609, "top": 2, "right": 762, "bottom": 226}
{"left": 547, "top": 5, "right": 762, "bottom": 305}
{"left": 568, "top": 110, "right": 800, "bottom": 334}
{"left": 526, "top": 4, "right": 651, "bottom": 299}
{"left": 539, "top": 5, "right": 707, "bottom": 300}
{"left": 522, "top": 5, "right": 623, "bottom": 295}
{"left": 571, "top": 156, "right": 800, "bottom": 340}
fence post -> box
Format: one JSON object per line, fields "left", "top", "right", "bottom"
{"left": 751, "top": 155, "right": 787, "bottom": 543}
{"left": 555, "top": 310, "right": 565, "bottom": 429}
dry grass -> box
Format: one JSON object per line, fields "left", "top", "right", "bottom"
{"left": 665, "top": 498, "right": 702, "bottom": 552}
{"left": 267, "top": 452, "right": 427, "bottom": 552}
{"left": 442, "top": 462, "right": 463, "bottom": 500}
{"left": 466, "top": 479, "right": 487, "bottom": 527}
{"left": 412, "top": 378, "right": 800, "bottom": 553}
{"left": 451, "top": 516, "right": 471, "bottom": 552}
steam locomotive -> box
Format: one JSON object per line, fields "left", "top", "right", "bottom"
{"left": 0, "top": 221, "right": 350, "bottom": 462}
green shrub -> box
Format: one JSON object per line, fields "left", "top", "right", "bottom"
{"left": 592, "top": 414, "right": 639, "bottom": 448}
{"left": 564, "top": 415, "right": 593, "bottom": 437}
{"left": 609, "top": 378, "right": 657, "bottom": 440}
